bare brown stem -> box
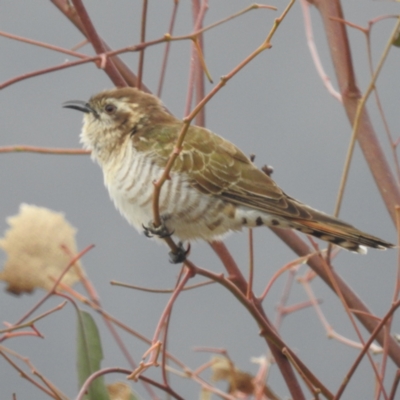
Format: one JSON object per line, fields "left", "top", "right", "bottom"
{"left": 76, "top": 367, "right": 185, "bottom": 400}
{"left": 151, "top": 0, "right": 292, "bottom": 232}
{"left": 70, "top": 0, "right": 127, "bottom": 87}
{"left": 271, "top": 226, "right": 400, "bottom": 367}
{"left": 191, "top": 0, "right": 209, "bottom": 126}
{"left": 0, "top": 348, "right": 67, "bottom": 399}
{"left": 0, "top": 302, "right": 66, "bottom": 335}
{"left": 310, "top": 0, "right": 400, "bottom": 224}
{"left": 110, "top": 279, "right": 215, "bottom": 293}
{"left": 0, "top": 30, "right": 87, "bottom": 59}
{"left": 192, "top": 255, "right": 331, "bottom": 399}
{"left": 282, "top": 348, "right": 321, "bottom": 399}
{"left": 334, "top": 300, "right": 400, "bottom": 399}
{"left": 149, "top": 267, "right": 194, "bottom": 364}
{"left": 247, "top": 228, "right": 254, "bottom": 299}
{"left": 2, "top": 12, "right": 276, "bottom": 91}
{"left": 389, "top": 369, "right": 400, "bottom": 400}
{"left": 300, "top": 0, "right": 342, "bottom": 102}
{"left": 0, "top": 245, "right": 94, "bottom": 343}
{"left": 137, "top": 0, "right": 148, "bottom": 90}
{"left": 157, "top": 1, "right": 179, "bottom": 97}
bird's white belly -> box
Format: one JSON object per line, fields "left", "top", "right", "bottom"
{"left": 102, "top": 150, "right": 236, "bottom": 241}
{"left": 103, "top": 151, "right": 163, "bottom": 233}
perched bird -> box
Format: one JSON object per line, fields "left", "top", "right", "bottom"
{"left": 64, "top": 87, "right": 393, "bottom": 261}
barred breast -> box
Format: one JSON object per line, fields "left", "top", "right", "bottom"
{"left": 100, "top": 140, "right": 246, "bottom": 241}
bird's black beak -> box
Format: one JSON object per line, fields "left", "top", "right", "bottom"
{"left": 63, "top": 100, "right": 95, "bottom": 114}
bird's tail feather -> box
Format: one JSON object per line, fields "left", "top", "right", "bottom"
{"left": 291, "top": 218, "right": 394, "bottom": 254}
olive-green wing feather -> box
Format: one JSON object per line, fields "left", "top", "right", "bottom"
{"left": 179, "top": 126, "right": 393, "bottom": 249}
{"left": 139, "top": 123, "right": 314, "bottom": 219}
{"left": 177, "top": 125, "right": 314, "bottom": 220}
{"left": 137, "top": 123, "right": 393, "bottom": 250}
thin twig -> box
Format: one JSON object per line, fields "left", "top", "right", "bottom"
{"left": 0, "top": 245, "right": 94, "bottom": 343}
{"left": 192, "top": 260, "right": 332, "bottom": 400}
{"left": 137, "top": 0, "right": 148, "bottom": 90}
{"left": 334, "top": 300, "right": 400, "bottom": 399}
{"left": 157, "top": 0, "right": 179, "bottom": 97}
{"left": 305, "top": 252, "right": 388, "bottom": 398}
{"left": 271, "top": 226, "right": 400, "bottom": 368}
{"left": 300, "top": 278, "right": 382, "bottom": 352}
{"left": 389, "top": 369, "right": 400, "bottom": 400}
{"left": 0, "top": 302, "right": 67, "bottom": 335}
{"left": 151, "top": 1, "right": 290, "bottom": 241}
{"left": 70, "top": 0, "right": 127, "bottom": 86}
{"left": 0, "top": 349, "right": 67, "bottom": 399}
{"left": 0, "top": 31, "right": 87, "bottom": 59}
{"left": 75, "top": 367, "right": 185, "bottom": 400}
{"left": 149, "top": 267, "right": 194, "bottom": 363}
{"left": 259, "top": 252, "right": 320, "bottom": 302}
{"left": 110, "top": 279, "right": 215, "bottom": 293}
{"left": 300, "top": 0, "right": 342, "bottom": 102}
{"left": 0, "top": 146, "right": 89, "bottom": 155}
{"left": 247, "top": 228, "right": 254, "bottom": 299}
{"left": 333, "top": 15, "right": 400, "bottom": 218}
{"left": 1, "top": 8, "right": 275, "bottom": 91}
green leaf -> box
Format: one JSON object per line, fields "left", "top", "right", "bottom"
{"left": 76, "top": 309, "right": 110, "bottom": 400}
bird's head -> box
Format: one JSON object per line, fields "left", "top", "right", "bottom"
{"left": 64, "top": 87, "right": 173, "bottom": 162}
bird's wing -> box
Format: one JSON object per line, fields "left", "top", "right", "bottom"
{"left": 170, "top": 125, "right": 315, "bottom": 221}
{"left": 139, "top": 124, "right": 393, "bottom": 250}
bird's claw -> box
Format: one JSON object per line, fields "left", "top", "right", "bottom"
{"left": 169, "top": 242, "right": 190, "bottom": 264}
{"left": 142, "top": 220, "right": 173, "bottom": 239}
{"left": 142, "top": 220, "right": 189, "bottom": 263}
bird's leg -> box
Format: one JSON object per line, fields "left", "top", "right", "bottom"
{"left": 143, "top": 216, "right": 189, "bottom": 263}
{"left": 142, "top": 215, "right": 173, "bottom": 238}
{"left": 169, "top": 242, "right": 190, "bottom": 264}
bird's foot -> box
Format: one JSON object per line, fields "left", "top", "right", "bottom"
{"left": 142, "top": 219, "right": 173, "bottom": 239}
{"left": 169, "top": 242, "right": 190, "bottom": 264}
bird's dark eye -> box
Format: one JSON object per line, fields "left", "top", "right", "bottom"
{"left": 104, "top": 104, "right": 116, "bottom": 114}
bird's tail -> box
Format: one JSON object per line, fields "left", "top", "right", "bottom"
{"left": 290, "top": 213, "right": 394, "bottom": 254}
